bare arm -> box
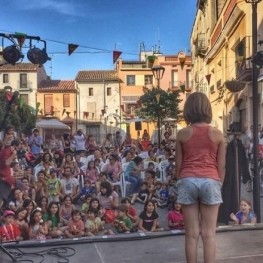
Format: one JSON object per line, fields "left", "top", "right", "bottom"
{"left": 175, "top": 131, "right": 183, "bottom": 179}
{"left": 216, "top": 131, "right": 226, "bottom": 183}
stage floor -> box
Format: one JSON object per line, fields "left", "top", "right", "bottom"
{"left": 1, "top": 226, "right": 263, "bottom": 263}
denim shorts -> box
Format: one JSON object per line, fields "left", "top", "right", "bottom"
{"left": 177, "top": 177, "right": 223, "bottom": 205}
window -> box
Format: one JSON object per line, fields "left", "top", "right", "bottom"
{"left": 3, "top": 74, "right": 9, "bottom": 83}
{"left": 20, "top": 74, "right": 27, "bottom": 89}
{"left": 89, "top": 88, "right": 93, "bottom": 96}
{"left": 63, "top": 94, "right": 70, "bottom": 107}
{"left": 126, "top": 103, "right": 137, "bottom": 115}
{"left": 144, "top": 75, "right": 153, "bottom": 85}
{"left": 126, "top": 75, "right": 135, "bottom": 86}
{"left": 44, "top": 94, "right": 53, "bottom": 114}
{"left": 107, "top": 87, "right": 112, "bottom": 96}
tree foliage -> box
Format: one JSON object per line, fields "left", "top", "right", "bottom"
{"left": 136, "top": 87, "right": 182, "bottom": 122}
{"left": 0, "top": 90, "right": 36, "bottom": 134}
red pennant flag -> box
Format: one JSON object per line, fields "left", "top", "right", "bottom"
{"left": 68, "top": 43, "right": 79, "bottom": 56}
{"left": 205, "top": 74, "right": 211, "bottom": 85}
{"left": 17, "top": 37, "right": 26, "bottom": 48}
{"left": 113, "top": 50, "right": 122, "bottom": 64}
{"left": 15, "top": 32, "right": 27, "bottom": 47}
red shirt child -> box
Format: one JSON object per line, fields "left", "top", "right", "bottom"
{"left": 0, "top": 210, "right": 21, "bottom": 241}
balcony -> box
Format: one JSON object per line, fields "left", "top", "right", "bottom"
{"left": 169, "top": 81, "right": 183, "bottom": 90}
{"left": 195, "top": 33, "right": 208, "bottom": 58}
{"left": 195, "top": 82, "right": 208, "bottom": 95}
{"left": 235, "top": 37, "right": 253, "bottom": 81}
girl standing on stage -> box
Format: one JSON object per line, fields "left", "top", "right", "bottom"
{"left": 176, "top": 92, "right": 225, "bottom": 263}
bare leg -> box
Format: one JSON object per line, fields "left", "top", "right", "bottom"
{"left": 182, "top": 204, "right": 200, "bottom": 263}
{"left": 200, "top": 204, "right": 220, "bottom": 263}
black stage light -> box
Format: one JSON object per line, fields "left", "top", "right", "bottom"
{"left": 3, "top": 45, "right": 23, "bottom": 64}
{"left": 27, "top": 47, "right": 51, "bottom": 65}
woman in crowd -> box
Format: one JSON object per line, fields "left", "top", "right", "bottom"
{"left": 124, "top": 156, "right": 144, "bottom": 195}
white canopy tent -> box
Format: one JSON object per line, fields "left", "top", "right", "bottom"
{"left": 36, "top": 118, "right": 70, "bottom": 130}
{"left": 36, "top": 118, "right": 71, "bottom": 141}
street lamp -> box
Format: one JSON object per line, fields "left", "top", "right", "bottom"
{"left": 152, "top": 65, "right": 165, "bottom": 83}
{"left": 245, "top": 0, "right": 262, "bottom": 222}
{"left": 152, "top": 65, "right": 165, "bottom": 148}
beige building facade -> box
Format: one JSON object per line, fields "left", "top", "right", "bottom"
{"left": 0, "top": 63, "right": 47, "bottom": 109}
{"left": 191, "top": 0, "right": 263, "bottom": 133}
{"left": 116, "top": 51, "right": 192, "bottom": 141}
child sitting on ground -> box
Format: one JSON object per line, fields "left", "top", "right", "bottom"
{"left": 167, "top": 200, "right": 184, "bottom": 230}
{"left": 109, "top": 204, "right": 133, "bottom": 234}
{"left": 0, "top": 210, "right": 22, "bottom": 241}
{"left": 131, "top": 182, "right": 149, "bottom": 205}
{"left": 64, "top": 209, "right": 85, "bottom": 238}
{"left": 120, "top": 197, "right": 138, "bottom": 230}
{"left": 85, "top": 207, "right": 106, "bottom": 236}
{"left": 138, "top": 200, "right": 161, "bottom": 232}
{"left": 230, "top": 198, "right": 257, "bottom": 224}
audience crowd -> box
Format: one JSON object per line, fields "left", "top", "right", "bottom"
{"left": 0, "top": 125, "right": 255, "bottom": 242}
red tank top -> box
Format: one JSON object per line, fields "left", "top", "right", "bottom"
{"left": 179, "top": 126, "right": 220, "bottom": 180}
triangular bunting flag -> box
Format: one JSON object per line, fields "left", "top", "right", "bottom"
{"left": 62, "top": 109, "right": 66, "bottom": 116}
{"left": 113, "top": 50, "right": 122, "bottom": 64}
{"left": 68, "top": 43, "right": 79, "bottom": 56}
{"left": 205, "top": 74, "right": 211, "bottom": 85}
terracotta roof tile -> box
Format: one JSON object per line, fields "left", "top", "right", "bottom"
{"left": 38, "top": 80, "right": 76, "bottom": 92}
{"left": 0, "top": 63, "right": 40, "bottom": 71}
{"left": 75, "top": 70, "right": 119, "bottom": 82}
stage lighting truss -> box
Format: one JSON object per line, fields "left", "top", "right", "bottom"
{"left": 0, "top": 33, "right": 51, "bottom": 66}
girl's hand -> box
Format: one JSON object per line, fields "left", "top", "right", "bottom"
{"left": 230, "top": 213, "right": 238, "bottom": 222}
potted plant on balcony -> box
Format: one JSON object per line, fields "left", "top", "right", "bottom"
{"left": 147, "top": 55, "right": 156, "bottom": 68}
{"left": 224, "top": 79, "right": 247, "bottom": 92}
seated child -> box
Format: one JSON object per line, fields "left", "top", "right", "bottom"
{"left": 28, "top": 208, "right": 49, "bottom": 240}
{"left": 167, "top": 177, "right": 178, "bottom": 210}
{"left": 230, "top": 199, "right": 257, "bottom": 224}
{"left": 152, "top": 182, "right": 169, "bottom": 208}
{"left": 167, "top": 200, "right": 184, "bottom": 230}
{"left": 85, "top": 207, "right": 106, "bottom": 236}
{"left": 64, "top": 209, "right": 85, "bottom": 238}
{"left": 120, "top": 197, "right": 138, "bottom": 229}
{"left": 144, "top": 170, "right": 156, "bottom": 198}
{"left": 138, "top": 200, "right": 161, "bottom": 232}
{"left": 0, "top": 210, "right": 22, "bottom": 241}
{"left": 109, "top": 204, "right": 133, "bottom": 234}
{"left": 77, "top": 179, "right": 96, "bottom": 203}
{"left": 81, "top": 194, "right": 93, "bottom": 218}
{"left": 131, "top": 182, "right": 149, "bottom": 205}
